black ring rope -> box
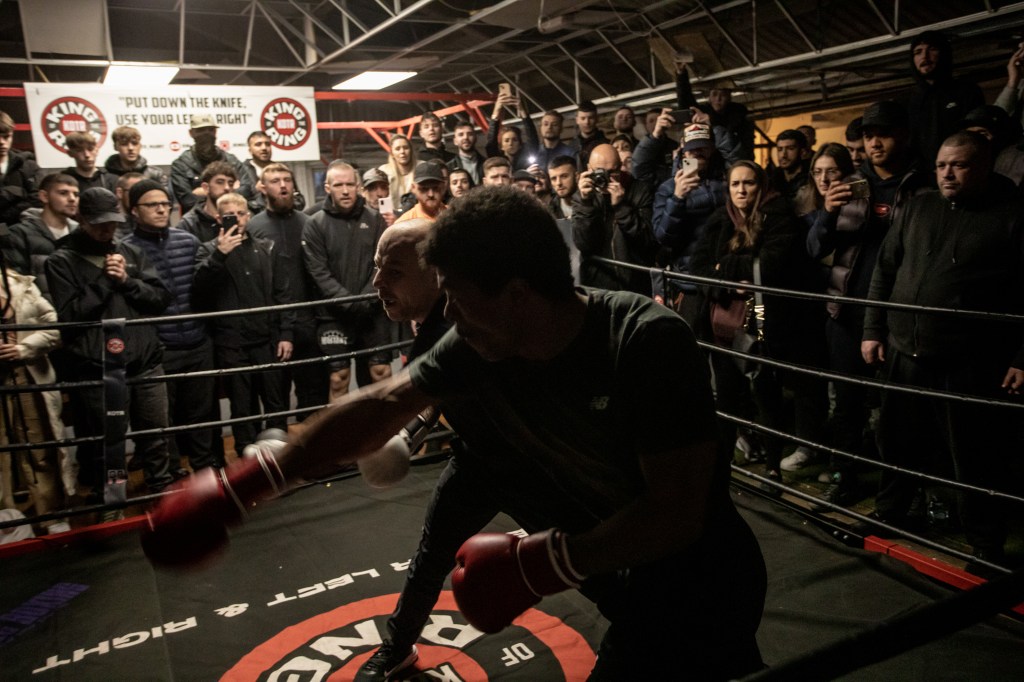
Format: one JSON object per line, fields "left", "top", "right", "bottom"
{"left": 719, "top": 412, "right": 1024, "bottom": 506}
{"left": 728, "top": 466, "right": 1011, "bottom": 576}
{"left": 0, "top": 341, "right": 412, "bottom": 453}
{"left": 0, "top": 426, "right": 458, "bottom": 531}
{"left": 701, "top": 341, "right": 1024, "bottom": 410}
{"left": 1, "top": 263, "right": 1019, "bottom": 581}
{"left": 591, "top": 255, "right": 1024, "bottom": 323}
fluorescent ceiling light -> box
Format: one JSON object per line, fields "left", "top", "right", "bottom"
{"left": 104, "top": 65, "right": 179, "bottom": 87}
{"left": 333, "top": 71, "right": 416, "bottom": 90}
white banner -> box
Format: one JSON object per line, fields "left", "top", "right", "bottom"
{"left": 23, "top": 83, "right": 319, "bottom": 168}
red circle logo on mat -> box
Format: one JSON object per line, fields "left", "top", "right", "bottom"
{"left": 106, "top": 338, "right": 125, "bottom": 354}
{"left": 222, "top": 592, "right": 595, "bottom": 681}
{"left": 260, "top": 98, "right": 311, "bottom": 151}
{"left": 40, "top": 97, "right": 108, "bottom": 153}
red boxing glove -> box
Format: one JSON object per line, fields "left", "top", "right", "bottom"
{"left": 140, "top": 437, "right": 288, "bottom": 568}
{"left": 452, "top": 529, "right": 584, "bottom": 633}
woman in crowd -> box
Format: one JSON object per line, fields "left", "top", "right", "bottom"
{"left": 794, "top": 142, "right": 856, "bottom": 221}
{"left": 378, "top": 134, "right": 421, "bottom": 203}
{"left": 691, "top": 160, "right": 828, "bottom": 489}
{"left": 0, "top": 268, "right": 72, "bottom": 534}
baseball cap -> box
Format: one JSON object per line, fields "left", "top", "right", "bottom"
{"left": 512, "top": 169, "right": 536, "bottom": 183}
{"left": 861, "top": 101, "right": 908, "bottom": 130}
{"left": 190, "top": 114, "right": 217, "bottom": 129}
{"left": 79, "top": 188, "right": 125, "bottom": 224}
{"left": 413, "top": 163, "right": 446, "bottom": 185}
{"left": 682, "top": 123, "right": 714, "bottom": 152}
{"left": 362, "top": 168, "right": 389, "bottom": 188}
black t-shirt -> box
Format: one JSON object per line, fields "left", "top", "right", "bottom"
{"left": 408, "top": 288, "right": 718, "bottom": 525}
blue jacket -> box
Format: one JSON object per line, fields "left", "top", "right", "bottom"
{"left": 123, "top": 226, "right": 208, "bottom": 349}
{"left": 652, "top": 176, "right": 726, "bottom": 291}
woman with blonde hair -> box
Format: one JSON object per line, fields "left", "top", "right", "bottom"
{"left": 691, "top": 160, "right": 827, "bottom": 490}
{"left": 377, "top": 134, "right": 422, "bottom": 202}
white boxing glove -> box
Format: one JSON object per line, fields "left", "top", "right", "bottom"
{"left": 358, "top": 433, "right": 412, "bottom": 489}
{"left": 242, "top": 428, "right": 289, "bottom": 460}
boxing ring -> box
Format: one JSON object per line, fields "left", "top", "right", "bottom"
{"left": 2, "top": 278, "right": 1024, "bottom": 680}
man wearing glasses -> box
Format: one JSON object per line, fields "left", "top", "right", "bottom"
{"left": 123, "top": 179, "right": 218, "bottom": 474}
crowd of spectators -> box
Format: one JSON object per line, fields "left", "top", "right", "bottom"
{"left": 0, "top": 31, "right": 1022, "bottom": 568}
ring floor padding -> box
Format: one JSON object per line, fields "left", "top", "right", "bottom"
{"left": 2, "top": 460, "right": 1022, "bottom": 681}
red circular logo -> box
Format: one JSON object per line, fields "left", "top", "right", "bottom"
{"left": 169, "top": 140, "right": 182, "bottom": 153}
{"left": 260, "top": 98, "right": 311, "bottom": 151}
{"left": 40, "top": 97, "right": 108, "bottom": 153}
{"left": 106, "top": 338, "right": 125, "bottom": 354}
{"left": 223, "top": 592, "right": 595, "bottom": 680}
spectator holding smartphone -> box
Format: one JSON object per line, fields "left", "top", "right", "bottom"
{"left": 650, "top": 123, "right": 727, "bottom": 329}
{"left": 804, "top": 101, "right": 933, "bottom": 505}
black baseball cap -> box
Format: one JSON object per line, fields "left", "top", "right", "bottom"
{"left": 79, "top": 188, "right": 125, "bottom": 224}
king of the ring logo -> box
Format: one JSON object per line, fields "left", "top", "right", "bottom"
{"left": 41, "top": 97, "right": 108, "bottom": 153}
{"left": 223, "top": 592, "right": 595, "bottom": 680}
{"left": 261, "top": 98, "right": 311, "bottom": 151}
{"left": 106, "top": 338, "right": 125, "bottom": 355}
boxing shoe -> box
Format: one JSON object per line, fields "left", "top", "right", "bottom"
{"left": 355, "top": 641, "right": 418, "bottom": 681}
{"left": 452, "top": 529, "right": 584, "bottom": 633}
{"left": 141, "top": 433, "right": 289, "bottom": 569}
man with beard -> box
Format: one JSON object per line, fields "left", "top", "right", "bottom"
{"left": 396, "top": 163, "right": 447, "bottom": 224}
{"left": 240, "top": 131, "right": 305, "bottom": 215}
{"left": 303, "top": 161, "right": 391, "bottom": 401}
{"left": 806, "top": 100, "right": 933, "bottom": 505}
{"left": 417, "top": 113, "right": 455, "bottom": 165}
{"left": 899, "top": 31, "right": 984, "bottom": 164}
{"left": 446, "top": 121, "right": 486, "bottom": 184}
{"left": 103, "top": 126, "right": 168, "bottom": 185}
{"left": 845, "top": 117, "right": 868, "bottom": 168}
{"left": 547, "top": 154, "right": 578, "bottom": 219}
{"left": 533, "top": 110, "right": 576, "bottom": 172}
{"left": 769, "top": 129, "right": 810, "bottom": 201}
{"left": 572, "top": 143, "right": 655, "bottom": 294}
{"left": 570, "top": 100, "right": 608, "bottom": 168}
{"left": 175, "top": 161, "right": 238, "bottom": 244}
{"left": 170, "top": 114, "right": 253, "bottom": 213}
{"left": 248, "top": 162, "right": 328, "bottom": 415}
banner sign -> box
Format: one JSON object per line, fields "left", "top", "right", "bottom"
{"left": 23, "top": 83, "right": 319, "bottom": 168}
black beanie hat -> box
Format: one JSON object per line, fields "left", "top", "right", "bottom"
{"left": 128, "top": 179, "right": 169, "bottom": 209}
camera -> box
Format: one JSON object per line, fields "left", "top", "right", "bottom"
{"left": 591, "top": 168, "right": 609, "bottom": 191}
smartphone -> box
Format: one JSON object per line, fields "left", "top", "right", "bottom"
{"left": 667, "top": 108, "right": 694, "bottom": 125}
{"left": 682, "top": 157, "right": 699, "bottom": 176}
{"left": 378, "top": 196, "right": 394, "bottom": 215}
{"left": 498, "top": 82, "right": 512, "bottom": 98}
{"left": 221, "top": 214, "right": 239, "bottom": 230}
{"left": 847, "top": 178, "right": 870, "bottom": 199}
